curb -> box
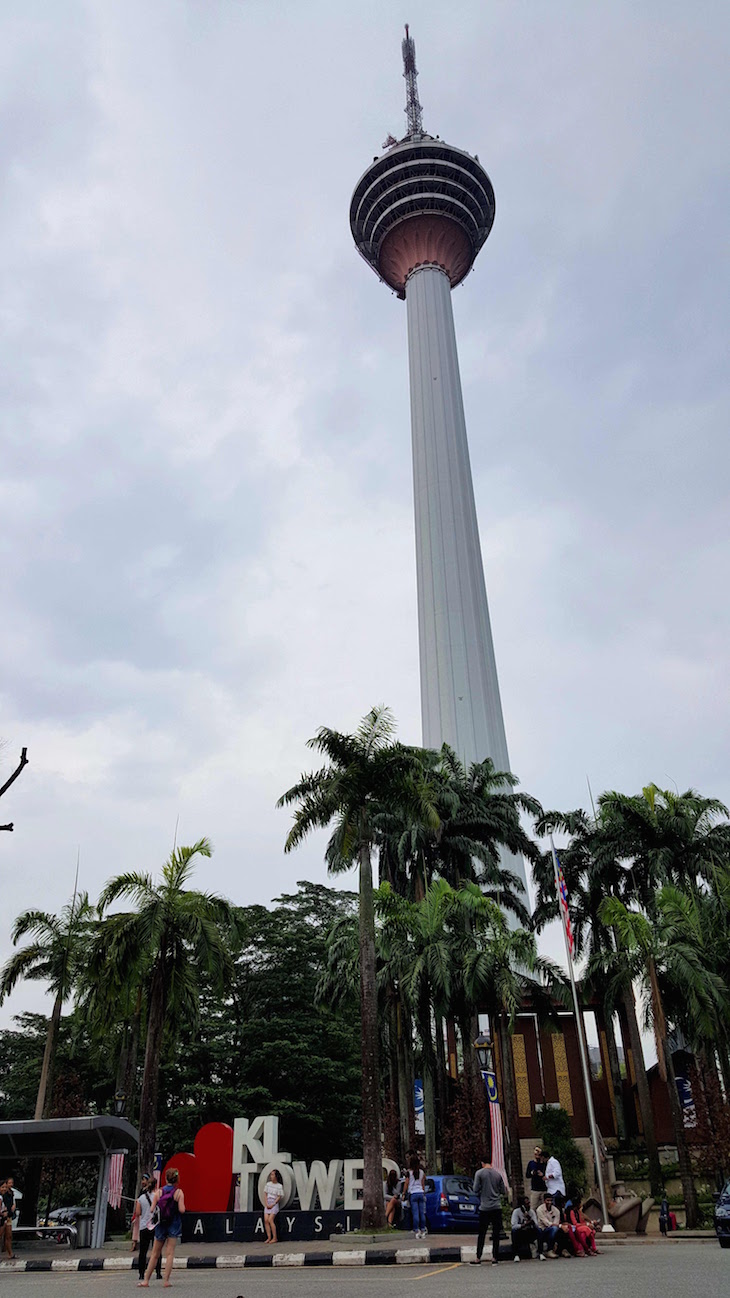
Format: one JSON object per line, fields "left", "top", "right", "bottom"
{"left": 1, "top": 1246, "right": 472, "bottom": 1273}
{"left": 0, "top": 1235, "right": 719, "bottom": 1273}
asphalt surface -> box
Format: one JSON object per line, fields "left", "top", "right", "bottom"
{"left": 0, "top": 1244, "right": 727, "bottom": 1296}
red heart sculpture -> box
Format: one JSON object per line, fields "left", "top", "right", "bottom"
{"left": 163, "top": 1122, "right": 234, "bottom": 1213}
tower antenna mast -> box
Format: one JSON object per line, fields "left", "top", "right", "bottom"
{"left": 402, "top": 24, "right": 423, "bottom": 137}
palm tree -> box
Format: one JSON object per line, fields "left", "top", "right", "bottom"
{"left": 277, "top": 707, "right": 438, "bottom": 1228}
{"left": 533, "top": 808, "right": 663, "bottom": 1195}
{"left": 0, "top": 889, "right": 92, "bottom": 1119}
{"left": 97, "top": 839, "right": 237, "bottom": 1181}
{"left": 598, "top": 893, "right": 726, "bottom": 1228}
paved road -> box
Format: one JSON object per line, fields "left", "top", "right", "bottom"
{"left": 0, "top": 1245, "right": 727, "bottom": 1297}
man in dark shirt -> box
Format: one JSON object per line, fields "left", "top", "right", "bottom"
{"left": 470, "top": 1157, "right": 506, "bottom": 1265}
{"left": 525, "top": 1145, "right": 546, "bottom": 1212}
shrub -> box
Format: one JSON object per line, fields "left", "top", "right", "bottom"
{"left": 534, "top": 1105, "right": 587, "bottom": 1197}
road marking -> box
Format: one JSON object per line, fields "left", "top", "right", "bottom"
{"left": 409, "top": 1262, "right": 462, "bottom": 1278}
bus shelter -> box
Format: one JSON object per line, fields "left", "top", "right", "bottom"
{"left": 0, "top": 1115, "right": 139, "bottom": 1249}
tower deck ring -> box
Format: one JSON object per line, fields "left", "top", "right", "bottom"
{"left": 350, "top": 138, "right": 495, "bottom": 295}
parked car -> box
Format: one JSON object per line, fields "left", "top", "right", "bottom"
{"left": 396, "top": 1175, "right": 480, "bottom": 1233}
{"left": 714, "top": 1180, "right": 730, "bottom": 1248}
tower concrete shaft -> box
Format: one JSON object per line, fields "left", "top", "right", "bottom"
{"left": 406, "top": 264, "right": 511, "bottom": 778}
{"left": 349, "top": 30, "right": 528, "bottom": 900}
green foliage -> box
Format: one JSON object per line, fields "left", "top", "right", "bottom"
{"left": 534, "top": 1105, "right": 587, "bottom": 1196}
{"left": 156, "top": 882, "right": 362, "bottom": 1162}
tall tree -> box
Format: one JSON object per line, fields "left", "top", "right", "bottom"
{"left": 278, "top": 707, "right": 438, "bottom": 1228}
{"left": 599, "top": 894, "right": 725, "bottom": 1228}
{"left": 97, "top": 840, "right": 236, "bottom": 1182}
{"left": 0, "top": 889, "right": 91, "bottom": 1119}
{"left": 533, "top": 808, "right": 662, "bottom": 1194}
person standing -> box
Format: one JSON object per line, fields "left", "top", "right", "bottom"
{"left": 137, "top": 1167, "right": 185, "bottom": 1289}
{"left": 525, "top": 1145, "right": 547, "bottom": 1212}
{"left": 406, "top": 1155, "right": 427, "bottom": 1239}
{"left": 133, "top": 1174, "right": 162, "bottom": 1282}
{"left": 543, "top": 1148, "right": 566, "bottom": 1208}
{"left": 261, "top": 1169, "right": 284, "bottom": 1244}
{"left": 1, "top": 1177, "right": 17, "bottom": 1260}
{"left": 470, "top": 1155, "right": 506, "bottom": 1265}
{"left": 510, "top": 1195, "right": 538, "bottom": 1261}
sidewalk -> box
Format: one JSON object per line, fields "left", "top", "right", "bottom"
{"left": 0, "top": 1229, "right": 718, "bottom": 1273}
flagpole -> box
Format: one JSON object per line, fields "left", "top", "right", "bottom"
{"left": 550, "top": 836, "right": 614, "bottom": 1233}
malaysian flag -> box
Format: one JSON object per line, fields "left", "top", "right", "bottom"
{"left": 108, "top": 1153, "right": 124, "bottom": 1209}
{"left": 551, "top": 838, "right": 574, "bottom": 957}
{"left": 483, "top": 1069, "right": 508, "bottom": 1186}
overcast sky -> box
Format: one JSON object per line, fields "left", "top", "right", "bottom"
{"left": 1, "top": 0, "right": 729, "bottom": 1031}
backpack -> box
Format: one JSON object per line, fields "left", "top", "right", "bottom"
{"left": 158, "top": 1185, "right": 177, "bottom": 1225}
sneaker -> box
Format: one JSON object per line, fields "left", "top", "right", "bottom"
{"left": 539, "top": 1253, "right": 546, "bottom": 1261}
{"left": 491, "top": 1258, "right": 499, "bottom": 1265}
{"left": 513, "top": 1255, "right": 521, "bottom": 1263}
{"left": 470, "top": 1259, "right": 481, "bottom": 1265}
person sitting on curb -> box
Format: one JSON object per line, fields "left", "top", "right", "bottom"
{"left": 510, "top": 1195, "right": 539, "bottom": 1261}
{"left": 536, "top": 1192, "right": 576, "bottom": 1258}
{"left": 568, "top": 1195, "right": 599, "bottom": 1255}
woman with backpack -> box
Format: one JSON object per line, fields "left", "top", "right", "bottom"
{"left": 137, "top": 1167, "right": 185, "bottom": 1288}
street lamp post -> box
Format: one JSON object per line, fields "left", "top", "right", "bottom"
{"left": 113, "top": 1091, "right": 126, "bottom": 1118}
{"left": 474, "top": 1030, "right": 508, "bottom": 1178}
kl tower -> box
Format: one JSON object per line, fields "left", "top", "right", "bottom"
{"left": 350, "top": 28, "right": 528, "bottom": 898}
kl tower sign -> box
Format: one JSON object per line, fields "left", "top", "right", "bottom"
{"left": 350, "top": 29, "right": 527, "bottom": 898}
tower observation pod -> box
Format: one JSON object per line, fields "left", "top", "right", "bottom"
{"left": 350, "top": 28, "right": 528, "bottom": 900}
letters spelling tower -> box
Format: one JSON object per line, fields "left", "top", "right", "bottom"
{"left": 350, "top": 29, "right": 528, "bottom": 898}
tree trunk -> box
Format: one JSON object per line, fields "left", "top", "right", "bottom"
{"left": 662, "top": 1037, "right": 700, "bottom": 1227}
{"left": 34, "top": 990, "right": 63, "bottom": 1120}
{"left": 423, "top": 1060, "right": 438, "bottom": 1173}
{"left": 434, "top": 1013, "right": 450, "bottom": 1172}
{"left": 498, "top": 1013, "right": 523, "bottom": 1202}
{"left": 603, "top": 1006, "right": 627, "bottom": 1143}
{"left": 717, "top": 1043, "right": 730, "bottom": 1102}
{"left": 395, "top": 999, "right": 413, "bottom": 1161}
{"left": 137, "top": 961, "right": 166, "bottom": 1186}
{"left": 385, "top": 990, "right": 401, "bottom": 1162}
{"left": 124, "top": 992, "right": 142, "bottom": 1127}
{"left": 358, "top": 843, "right": 385, "bottom": 1229}
{"left": 621, "top": 984, "right": 663, "bottom": 1196}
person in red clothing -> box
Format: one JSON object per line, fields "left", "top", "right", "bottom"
{"left": 568, "top": 1195, "right": 599, "bottom": 1255}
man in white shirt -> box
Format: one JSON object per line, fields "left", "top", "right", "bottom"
{"left": 543, "top": 1149, "right": 566, "bottom": 1207}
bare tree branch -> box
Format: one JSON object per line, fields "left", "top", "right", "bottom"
{"left": 0, "top": 746, "right": 28, "bottom": 801}
{"left": 0, "top": 823, "right": 13, "bottom": 832}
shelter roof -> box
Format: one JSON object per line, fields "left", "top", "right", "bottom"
{"left": 0, "top": 1115, "right": 138, "bottom": 1160}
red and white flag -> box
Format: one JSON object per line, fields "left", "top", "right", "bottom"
{"left": 108, "top": 1154, "right": 124, "bottom": 1209}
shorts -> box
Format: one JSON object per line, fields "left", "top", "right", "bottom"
{"left": 154, "top": 1218, "right": 182, "bottom": 1242}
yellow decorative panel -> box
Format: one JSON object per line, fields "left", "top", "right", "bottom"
{"left": 512, "top": 1034, "right": 531, "bottom": 1118}
{"left": 552, "top": 1033, "right": 574, "bottom": 1116}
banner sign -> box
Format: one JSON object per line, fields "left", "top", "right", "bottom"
{"left": 480, "top": 1069, "right": 507, "bottom": 1185}
{"left": 414, "top": 1078, "right": 425, "bottom": 1135}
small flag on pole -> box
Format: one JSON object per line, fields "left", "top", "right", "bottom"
{"left": 552, "top": 842, "right": 574, "bottom": 957}
{"left": 108, "top": 1153, "right": 124, "bottom": 1209}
